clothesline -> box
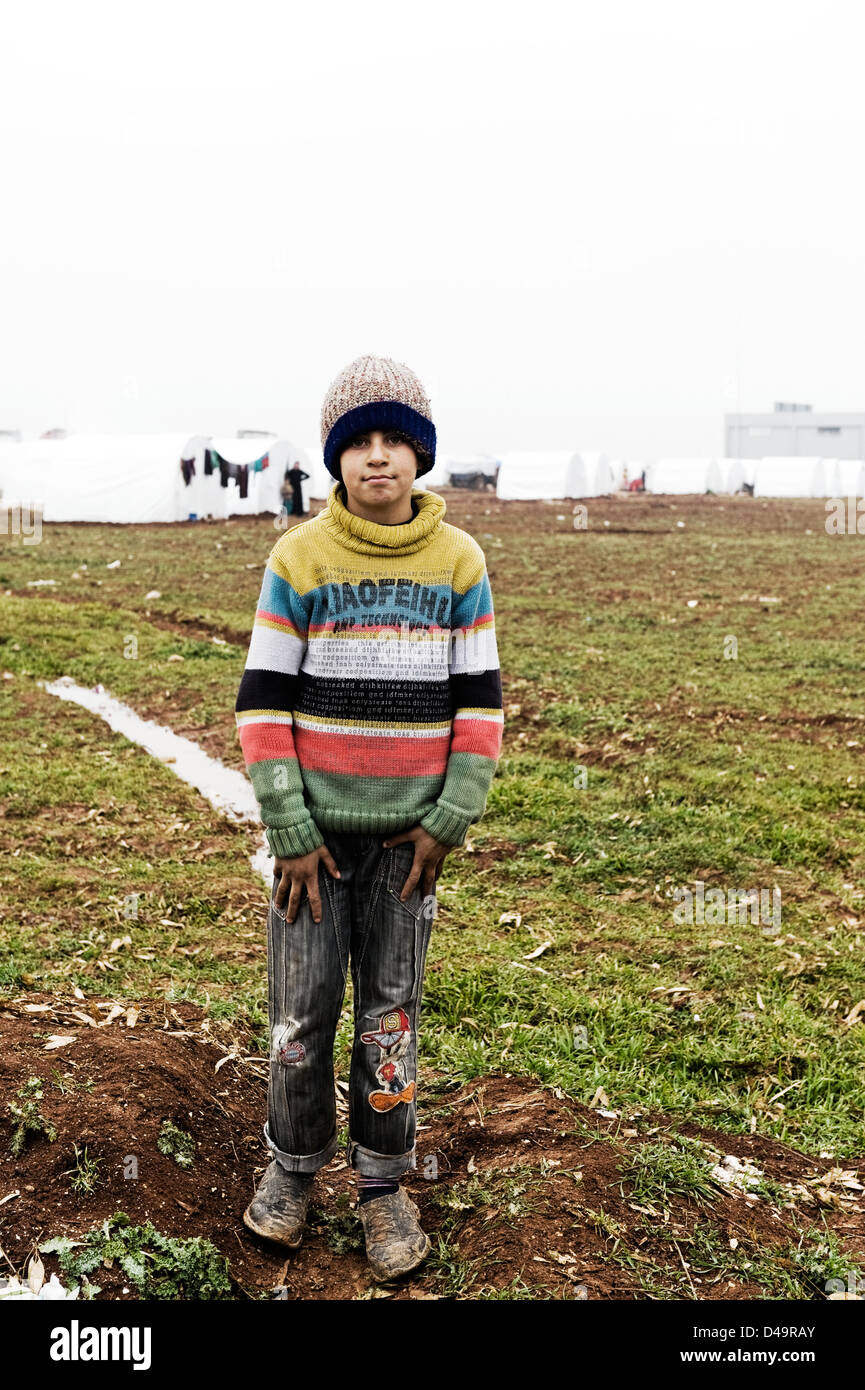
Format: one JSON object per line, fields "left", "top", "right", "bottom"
{"left": 179, "top": 447, "right": 270, "bottom": 498}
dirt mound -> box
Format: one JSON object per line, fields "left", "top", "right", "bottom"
{"left": 1, "top": 995, "right": 863, "bottom": 1300}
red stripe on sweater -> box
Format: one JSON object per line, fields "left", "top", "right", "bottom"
{"left": 239, "top": 723, "right": 300, "bottom": 764}
{"left": 256, "top": 608, "right": 304, "bottom": 636}
{"left": 451, "top": 718, "right": 503, "bottom": 760}
{"left": 294, "top": 726, "right": 452, "bottom": 775}
{"left": 462, "top": 611, "right": 494, "bottom": 631}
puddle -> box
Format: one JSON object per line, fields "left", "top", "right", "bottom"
{"left": 38, "top": 676, "right": 272, "bottom": 886}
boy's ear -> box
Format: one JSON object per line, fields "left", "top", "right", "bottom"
{"left": 404, "top": 436, "right": 424, "bottom": 475}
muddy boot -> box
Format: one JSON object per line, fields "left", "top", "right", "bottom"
{"left": 358, "top": 1186, "right": 431, "bottom": 1281}
{"left": 243, "top": 1161, "right": 313, "bottom": 1249}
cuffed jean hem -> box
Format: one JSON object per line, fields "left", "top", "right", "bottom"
{"left": 347, "top": 1137, "right": 417, "bottom": 1179}
{"left": 263, "top": 1121, "right": 339, "bottom": 1175}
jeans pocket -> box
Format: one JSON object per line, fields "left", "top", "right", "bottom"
{"left": 389, "top": 856, "right": 436, "bottom": 922}
{"left": 270, "top": 868, "right": 325, "bottom": 926}
{"left": 270, "top": 873, "right": 287, "bottom": 924}
{"left": 385, "top": 847, "right": 438, "bottom": 925}
{"left": 386, "top": 883, "right": 429, "bottom": 923}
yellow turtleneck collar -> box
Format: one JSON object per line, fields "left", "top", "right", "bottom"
{"left": 320, "top": 480, "right": 447, "bottom": 556}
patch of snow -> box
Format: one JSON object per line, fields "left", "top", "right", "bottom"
{"left": 0, "top": 1273, "right": 79, "bottom": 1300}
{"left": 39, "top": 676, "right": 272, "bottom": 887}
{"left": 710, "top": 1153, "right": 764, "bottom": 1194}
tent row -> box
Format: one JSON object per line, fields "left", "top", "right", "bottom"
{"left": 0, "top": 435, "right": 519, "bottom": 519}
{"left": 644, "top": 456, "right": 865, "bottom": 498}
{"left": 0, "top": 434, "right": 316, "bottom": 523}
{"left": 2, "top": 436, "right": 864, "bottom": 520}
{"left": 496, "top": 453, "right": 865, "bottom": 499}
{"left": 494, "top": 452, "right": 618, "bottom": 500}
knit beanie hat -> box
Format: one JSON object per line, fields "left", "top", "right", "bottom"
{"left": 320, "top": 354, "right": 436, "bottom": 480}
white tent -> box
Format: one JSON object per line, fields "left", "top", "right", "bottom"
{"left": 607, "top": 458, "right": 625, "bottom": 489}
{"left": 809, "top": 458, "right": 835, "bottom": 498}
{"left": 645, "top": 458, "right": 725, "bottom": 494}
{"left": 192, "top": 434, "right": 316, "bottom": 519}
{"left": 496, "top": 452, "right": 582, "bottom": 499}
{"left": 720, "top": 457, "right": 756, "bottom": 493}
{"left": 436, "top": 453, "right": 500, "bottom": 488}
{"left": 0, "top": 437, "right": 27, "bottom": 518}
{"left": 184, "top": 433, "right": 282, "bottom": 519}
{"left": 608, "top": 459, "right": 648, "bottom": 490}
{"left": 220, "top": 438, "right": 324, "bottom": 517}
{"left": 0, "top": 434, "right": 194, "bottom": 523}
{"left": 298, "top": 444, "right": 338, "bottom": 500}
{"left": 825, "top": 458, "right": 865, "bottom": 498}
{"left": 0, "top": 433, "right": 316, "bottom": 523}
{"left": 577, "top": 451, "right": 616, "bottom": 496}
{"left": 568, "top": 455, "right": 592, "bottom": 497}
{"left": 752, "top": 456, "right": 827, "bottom": 498}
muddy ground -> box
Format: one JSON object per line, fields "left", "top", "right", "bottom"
{"left": 1, "top": 996, "right": 862, "bottom": 1300}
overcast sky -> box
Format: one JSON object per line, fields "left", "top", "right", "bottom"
{"left": 3, "top": 0, "right": 864, "bottom": 460}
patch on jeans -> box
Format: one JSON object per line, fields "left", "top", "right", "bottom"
{"left": 360, "top": 1007, "right": 414, "bottom": 1111}
{"left": 272, "top": 1023, "right": 305, "bottom": 1065}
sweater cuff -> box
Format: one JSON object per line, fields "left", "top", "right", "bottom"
{"left": 266, "top": 818, "right": 326, "bottom": 861}
{"left": 420, "top": 802, "right": 473, "bottom": 848}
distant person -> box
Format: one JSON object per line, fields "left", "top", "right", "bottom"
{"left": 279, "top": 470, "right": 292, "bottom": 516}
{"left": 281, "top": 462, "right": 310, "bottom": 517}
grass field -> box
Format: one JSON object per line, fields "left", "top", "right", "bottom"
{"left": 2, "top": 489, "right": 864, "bottom": 1299}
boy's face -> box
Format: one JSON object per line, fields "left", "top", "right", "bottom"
{"left": 339, "top": 428, "right": 418, "bottom": 505}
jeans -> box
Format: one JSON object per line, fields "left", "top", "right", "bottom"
{"left": 264, "top": 831, "right": 436, "bottom": 1179}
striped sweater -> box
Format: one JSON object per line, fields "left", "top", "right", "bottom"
{"left": 235, "top": 480, "right": 504, "bottom": 860}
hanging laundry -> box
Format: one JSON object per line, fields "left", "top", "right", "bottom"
{"left": 207, "top": 447, "right": 268, "bottom": 492}
{"left": 180, "top": 457, "right": 196, "bottom": 486}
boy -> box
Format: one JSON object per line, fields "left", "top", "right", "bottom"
{"left": 234, "top": 354, "right": 503, "bottom": 1281}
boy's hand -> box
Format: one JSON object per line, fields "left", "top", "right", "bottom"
{"left": 382, "top": 826, "right": 451, "bottom": 902}
{"left": 272, "top": 844, "right": 341, "bottom": 925}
